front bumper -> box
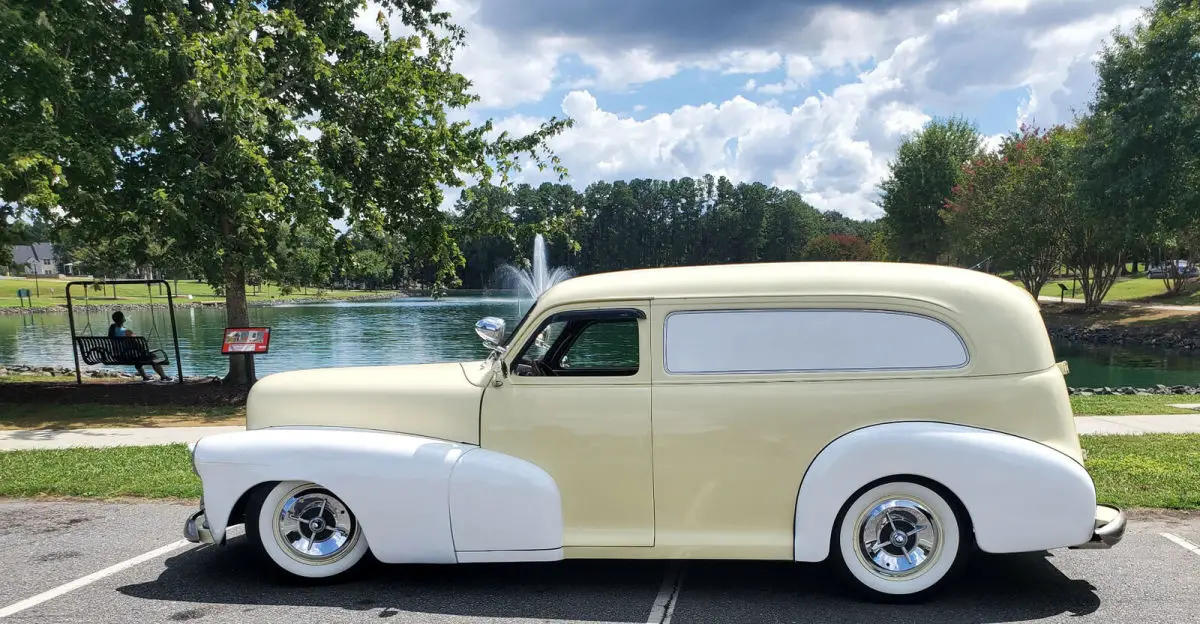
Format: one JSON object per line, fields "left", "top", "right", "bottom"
{"left": 184, "top": 509, "right": 215, "bottom": 545}
{"left": 1070, "top": 504, "right": 1127, "bottom": 549}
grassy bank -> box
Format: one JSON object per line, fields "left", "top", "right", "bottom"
{"left": 0, "top": 403, "right": 244, "bottom": 430}
{"left": 0, "top": 277, "right": 401, "bottom": 309}
{"left": 1, "top": 434, "right": 1196, "bottom": 507}
{"left": 1070, "top": 395, "right": 1197, "bottom": 415}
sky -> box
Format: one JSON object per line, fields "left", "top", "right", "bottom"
{"left": 360, "top": 0, "right": 1147, "bottom": 222}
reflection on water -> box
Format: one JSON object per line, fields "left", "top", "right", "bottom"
{"left": 3, "top": 298, "right": 1200, "bottom": 388}
{"left": 0, "top": 296, "right": 530, "bottom": 378}
{"left": 1050, "top": 340, "right": 1200, "bottom": 388}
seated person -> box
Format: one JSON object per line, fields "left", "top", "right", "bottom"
{"left": 108, "top": 311, "right": 172, "bottom": 382}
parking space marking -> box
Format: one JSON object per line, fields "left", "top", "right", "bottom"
{"left": 1161, "top": 532, "right": 1200, "bottom": 557}
{"left": 0, "top": 539, "right": 192, "bottom": 619}
{"left": 647, "top": 562, "right": 684, "bottom": 624}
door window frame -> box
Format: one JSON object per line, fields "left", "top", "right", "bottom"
{"left": 503, "top": 302, "right": 651, "bottom": 386}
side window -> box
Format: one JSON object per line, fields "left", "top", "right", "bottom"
{"left": 513, "top": 309, "right": 643, "bottom": 377}
{"left": 561, "top": 319, "right": 639, "bottom": 370}
{"left": 664, "top": 308, "right": 968, "bottom": 374}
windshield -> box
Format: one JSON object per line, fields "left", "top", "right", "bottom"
{"left": 484, "top": 300, "right": 538, "bottom": 362}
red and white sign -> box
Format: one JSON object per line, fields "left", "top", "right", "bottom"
{"left": 221, "top": 327, "right": 271, "bottom": 355}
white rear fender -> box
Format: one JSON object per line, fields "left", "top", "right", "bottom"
{"left": 793, "top": 421, "right": 1097, "bottom": 562}
{"left": 191, "top": 427, "right": 564, "bottom": 564}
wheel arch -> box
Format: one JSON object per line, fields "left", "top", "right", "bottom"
{"left": 794, "top": 421, "right": 1096, "bottom": 562}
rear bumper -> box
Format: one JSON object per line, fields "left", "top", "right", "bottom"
{"left": 1070, "top": 504, "right": 1126, "bottom": 549}
{"left": 184, "top": 508, "right": 215, "bottom": 545}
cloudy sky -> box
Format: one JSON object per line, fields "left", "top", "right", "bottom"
{"left": 362, "top": 0, "right": 1146, "bottom": 221}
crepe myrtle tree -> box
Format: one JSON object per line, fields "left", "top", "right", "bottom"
{"left": 942, "top": 125, "right": 1076, "bottom": 299}
{"left": 10, "top": 1, "right": 572, "bottom": 384}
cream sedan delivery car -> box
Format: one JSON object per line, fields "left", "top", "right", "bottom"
{"left": 185, "top": 262, "right": 1125, "bottom": 601}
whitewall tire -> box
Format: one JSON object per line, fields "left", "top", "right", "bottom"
{"left": 833, "top": 480, "right": 969, "bottom": 601}
{"left": 248, "top": 481, "right": 369, "bottom": 580}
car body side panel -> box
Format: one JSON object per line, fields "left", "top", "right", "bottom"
{"left": 448, "top": 447, "right": 564, "bottom": 555}
{"left": 792, "top": 421, "right": 1097, "bottom": 562}
{"left": 193, "top": 427, "right": 568, "bottom": 564}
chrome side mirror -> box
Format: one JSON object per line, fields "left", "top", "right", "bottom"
{"left": 475, "top": 316, "right": 506, "bottom": 345}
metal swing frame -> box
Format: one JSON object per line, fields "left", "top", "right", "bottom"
{"left": 65, "top": 279, "right": 185, "bottom": 385}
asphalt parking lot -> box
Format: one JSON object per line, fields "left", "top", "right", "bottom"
{"left": 1, "top": 500, "right": 1198, "bottom": 623}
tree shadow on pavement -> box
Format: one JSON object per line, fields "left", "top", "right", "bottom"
{"left": 117, "top": 536, "right": 1099, "bottom": 623}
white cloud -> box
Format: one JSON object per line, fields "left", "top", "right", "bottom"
{"left": 348, "top": 0, "right": 1151, "bottom": 221}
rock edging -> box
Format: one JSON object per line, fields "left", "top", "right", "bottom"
{"left": 1068, "top": 385, "right": 1200, "bottom": 396}
{"left": 1047, "top": 324, "right": 1200, "bottom": 350}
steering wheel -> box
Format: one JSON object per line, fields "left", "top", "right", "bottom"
{"left": 531, "top": 358, "right": 558, "bottom": 377}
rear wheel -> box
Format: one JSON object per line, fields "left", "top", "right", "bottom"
{"left": 246, "top": 481, "right": 368, "bottom": 580}
{"left": 832, "top": 480, "right": 969, "bottom": 602}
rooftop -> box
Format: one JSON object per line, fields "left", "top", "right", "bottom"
{"left": 537, "top": 261, "right": 1029, "bottom": 311}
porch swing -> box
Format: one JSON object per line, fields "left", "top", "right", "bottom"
{"left": 65, "top": 279, "right": 185, "bottom": 385}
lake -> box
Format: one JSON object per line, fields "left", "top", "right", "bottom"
{"left": 2, "top": 295, "right": 1199, "bottom": 388}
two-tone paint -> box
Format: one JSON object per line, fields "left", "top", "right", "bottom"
{"left": 186, "top": 262, "right": 1121, "bottom": 569}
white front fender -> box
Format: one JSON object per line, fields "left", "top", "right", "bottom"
{"left": 191, "top": 427, "right": 564, "bottom": 564}
{"left": 792, "top": 421, "right": 1097, "bottom": 562}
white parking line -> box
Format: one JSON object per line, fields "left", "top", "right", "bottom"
{"left": 0, "top": 539, "right": 192, "bottom": 619}
{"left": 1161, "top": 532, "right": 1200, "bottom": 557}
{"left": 647, "top": 562, "right": 685, "bottom": 624}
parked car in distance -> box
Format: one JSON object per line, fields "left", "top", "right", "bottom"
{"left": 184, "top": 261, "right": 1125, "bottom": 602}
{"left": 1146, "top": 260, "right": 1198, "bottom": 279}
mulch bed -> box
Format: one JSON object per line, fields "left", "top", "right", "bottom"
{"left": 0, "top": 378, "right": 249, "bottom": 407}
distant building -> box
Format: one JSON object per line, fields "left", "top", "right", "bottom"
{"left": 9, "top": 243, "right": 59, "bottom": 276}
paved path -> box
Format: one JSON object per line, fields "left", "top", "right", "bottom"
{"left": 0, "top": 425, "right": 243, "bottom": 451}
{"left": 1074, "top": 414, "right": 1200, "bottom": 435}
{"left": 2, "top": 416, "right": 1199, "bottom": 451}
{"left": 1037, "top": 295, "right": 1200, "bottom": 312}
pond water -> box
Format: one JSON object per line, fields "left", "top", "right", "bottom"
{"left": 2, "top": 296, "right": 1199, "bottom": 388}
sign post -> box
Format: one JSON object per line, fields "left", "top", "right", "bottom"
{"left": 221, "top": 327, "right": 272, "bottom": 355}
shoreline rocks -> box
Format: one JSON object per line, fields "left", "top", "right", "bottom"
{"left": 1067, "top": 385, "right": 1200, "bottom": 396}
{"left": 0, "top": 364, "right": 139, "bottom": 380}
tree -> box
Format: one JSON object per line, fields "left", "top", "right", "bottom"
{"left": 1082, "top": 0, "right": 1200, "bottom": 298}
{"left": 943, "top": 125, "right": 1077, "bottom": 298}
{"left": 878, "top": 116, "right": 982, "bottom": 263}
{"left": 801, "top": 234, "right": 872, "bottom": 261}
{"left": 12, "top": 1, "right": 572, "bottom": 384}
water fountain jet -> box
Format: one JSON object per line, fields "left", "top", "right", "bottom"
{"left": 499, "top": 234, "right": 573, "bottom": 304}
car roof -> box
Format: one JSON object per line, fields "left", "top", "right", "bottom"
{"left": 539, "top": 261, "right": 1020, "bottom": 308}
{"left": 532, "top": 262, "right": 1056, "bottom": 376}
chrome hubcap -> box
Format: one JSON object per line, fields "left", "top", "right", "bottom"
{"left": 855, "top": 497, "right": 942, "bottom": 579}
{"left": 274, "top": 486, "right": 358, "bottom": 565}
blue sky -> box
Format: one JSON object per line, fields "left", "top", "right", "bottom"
{"left": 363, "top": 0, "right": 1148, "bottom": 220}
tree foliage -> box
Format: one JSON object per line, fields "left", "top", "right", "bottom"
{"left": 448, "top": 176, "right": 874, "bottom": 288}
{"left": 878, "top": 116, "right": 982, "bottom": 263}
{"left": 943, "top": 124, "right": 1078, "bottom": 298}
{"left": 4, "top": 1, "right": 572, "bottom": 383}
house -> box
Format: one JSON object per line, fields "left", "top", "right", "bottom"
{"left": 10, "top": 243, "right": 59, "bottom": 276}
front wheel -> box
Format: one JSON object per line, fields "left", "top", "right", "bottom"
{"left": 832, "top": 480, "right": 969, "bottom": 602}
{"left": 246, "top": 481, "right": 369, "bottom": 580}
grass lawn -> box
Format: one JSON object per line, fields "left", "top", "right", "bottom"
{"left": 1070, "top": 394, "right": 1198, "bottom": 415}
{"left": 1017, "top": 273, "right": 1200, "bottom": 306}
{"left": 0, "top": 434, "right": 1195, "bottom": 508}
{"left": 1085, "top": 434, "right": 1200, "bottom": 509}
{"left": 0, "top": 403, "right": 245, "bottom": 430}
{"left": 0, "top": 444, "right": 199, "bottom": 498}
{"left": 0, "top": 277, "right": 399, "bottom": 309}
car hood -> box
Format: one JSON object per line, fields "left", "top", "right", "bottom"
{"left": 245, "top": 362, "right": 486, "bottom": 444}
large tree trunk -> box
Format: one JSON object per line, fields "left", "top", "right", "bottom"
{"left": 222, "top": 257, "right": 256, "bottom": 385}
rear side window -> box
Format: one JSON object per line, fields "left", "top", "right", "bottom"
{"left": 663, "top": 309, "right": 968, "bottom": 374}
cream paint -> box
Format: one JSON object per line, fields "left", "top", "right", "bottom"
{"left": 792, "top": 421, "right": 1098, "bottom": 562}
{"left": 245, "top": 362, "right": 485, "bottom": 444}
{"left": 192, "top": 427, "right": 565, "bottom": 564}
